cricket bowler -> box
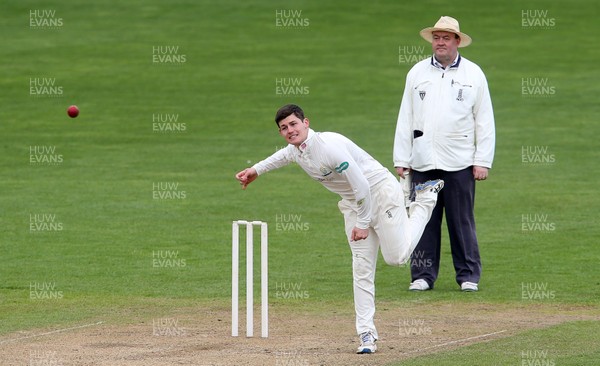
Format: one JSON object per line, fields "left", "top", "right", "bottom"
{"left": 235, "top": 104, "right": 443, "bottom": 354}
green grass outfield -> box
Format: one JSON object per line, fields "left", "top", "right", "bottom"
{"left": 1, "top": 0, "right": 599, "bottom": 364}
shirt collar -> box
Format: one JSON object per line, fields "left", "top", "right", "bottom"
{"left": 298, "top": 128, "right": 316, "bottom": 153}
{"left": 431, "top": 53, "right": 461, "bottom": 70}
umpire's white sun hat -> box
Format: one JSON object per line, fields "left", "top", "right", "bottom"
{"left": 419, "top": 16, "right": 472, "bottom": 47}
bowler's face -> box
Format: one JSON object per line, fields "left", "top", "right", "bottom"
{"left": 432, "top": 31, "right": 460, "bottom": 64}
{"left": 278, "top": 114, "right": 310, "bottom": 147}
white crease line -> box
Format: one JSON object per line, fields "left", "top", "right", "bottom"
{"left": 406, "top": 329, "right": 508, "bottom": 354}
{"left": 0, "top": 321, "right": 104, "bottom": 345}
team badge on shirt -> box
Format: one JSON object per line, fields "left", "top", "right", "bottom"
{"left": 335, "top": 162, "right": 349, "bottom": 173}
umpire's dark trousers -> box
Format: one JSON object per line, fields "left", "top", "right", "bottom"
{"left": 410, "top": 167, "right": 481, "bottom": 288}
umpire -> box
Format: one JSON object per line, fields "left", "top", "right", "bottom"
{"left": 393, "top": 16, "right": 496, "bottom": 292}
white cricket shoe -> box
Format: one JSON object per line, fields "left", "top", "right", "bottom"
{"left": 461, "top": 282, "right": 479, "bottom": 292}
{"left": 357, "top": 331, "right": 377, "bottom": 354}
{"left": 409, "top": 279, "right": 431, "bottom": 291}
{"left": 415, "top": 179, "right": 444, "bottom": 196}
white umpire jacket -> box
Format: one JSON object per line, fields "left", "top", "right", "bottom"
{"left": 393, "top": 55, "right": 495, "bottom": 171}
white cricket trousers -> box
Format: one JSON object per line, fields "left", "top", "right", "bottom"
{"left": 337, "top": 172, "right": 438, "bottom": 338}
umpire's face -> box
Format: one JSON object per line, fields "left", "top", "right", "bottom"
{"left": 278, "top": 114, "right": 310, "bottom": 147}
{"left": 431, "top": 31, "right": 460, "bottom": 65}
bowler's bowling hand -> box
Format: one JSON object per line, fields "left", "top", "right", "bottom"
{"left": 235, "top": 168, "right": 258, "bottom": 190}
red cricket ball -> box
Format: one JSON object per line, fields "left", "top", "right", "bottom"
{"left": 67, "top": 105, "right": 79, "bottom": 118}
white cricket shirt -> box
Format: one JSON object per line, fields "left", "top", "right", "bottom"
{"left": 252, "top": 129, "right": 389, "bottom": 229}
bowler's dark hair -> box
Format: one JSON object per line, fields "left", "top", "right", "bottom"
{"left": 275, "top": 104, "right": 305, "bottom": 126}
